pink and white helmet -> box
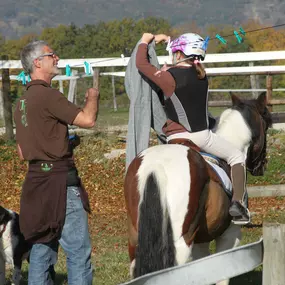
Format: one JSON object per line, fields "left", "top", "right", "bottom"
{"left": 168, "top": 33, "right": 207, "bottom": 61}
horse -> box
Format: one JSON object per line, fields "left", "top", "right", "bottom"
{"left": 124, "top": 92, "right": 272, "bottom": 283}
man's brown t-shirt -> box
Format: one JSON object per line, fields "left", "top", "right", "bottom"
{"left": 14, "top": 80, "right": 81, "bottom": 161}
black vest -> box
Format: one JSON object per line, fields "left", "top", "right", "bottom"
{"left": 165, "top": 67, "right": 209, "bottom": 132}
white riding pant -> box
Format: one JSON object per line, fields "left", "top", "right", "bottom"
{"left": 167, "top": 130, "right": 245, "bottom": 167}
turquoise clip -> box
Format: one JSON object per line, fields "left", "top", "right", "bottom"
{"left": 215, "top": 34, "right": 227, "bottom": 44}
{"left": 234, "top": 30, "right": 243, "bottom": 43}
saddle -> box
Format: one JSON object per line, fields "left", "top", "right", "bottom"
{"left": 168, "top": 138, "right": 232, "bottom": 197}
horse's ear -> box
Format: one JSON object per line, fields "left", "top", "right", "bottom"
{"left": 230, "top": 92, "right": 242, "bottom": 106}
{"left": 256, "top": 92, "right": 267, "bottom": 111}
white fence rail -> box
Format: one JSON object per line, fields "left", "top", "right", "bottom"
{"left": 120, "top": 239, "right": 264, "bottom": 285}
{"left": 1, "top": 50, "right": 285, "bottom": 69}
{"left": 2, "top": 65, "right": 285, "bottom": 82}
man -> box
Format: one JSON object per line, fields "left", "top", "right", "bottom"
{"left": 14, "top": 40, "right": 99, "bottom": 285}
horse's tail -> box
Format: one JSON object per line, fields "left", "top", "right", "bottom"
{"left": 134, "top": 172, "right": 176, "bottom": 278}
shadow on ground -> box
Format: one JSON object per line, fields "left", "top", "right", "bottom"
{"left": 230, "top": 270, "right": 262, "bottom": 285}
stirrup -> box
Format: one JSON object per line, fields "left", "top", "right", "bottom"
{"left": 231, "top": 208, "right": 251, "bottom": 225}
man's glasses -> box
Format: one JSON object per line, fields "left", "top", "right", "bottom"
{"left": 37, "top": 52, "right": 56, "bottom": 59}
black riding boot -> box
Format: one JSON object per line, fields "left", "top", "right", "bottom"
{"left": 229, "top": 163, "right": 250, "bottom": 225}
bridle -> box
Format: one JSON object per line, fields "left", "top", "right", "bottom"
{"left": 246, "top": 111, "right": 268, "bottom": 174}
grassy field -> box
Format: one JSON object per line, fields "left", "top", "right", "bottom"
{"left": 1, "top": 129, "right": 285, "bottom": 285}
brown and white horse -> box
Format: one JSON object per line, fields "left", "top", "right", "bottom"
{"left": 124, "top": 92, "right": 272, "bottom": 282}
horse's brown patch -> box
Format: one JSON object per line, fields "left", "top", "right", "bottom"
{"left": 127, "top": 215, "right": 137, "bottom": 261}
{"left": 124, "top": 156, "right": 143, "bottom": 260}
{"left": 194, "top": 179, "right": 231, "bottom": 243}
{"left": 182, "top": 148, "right": 210, "bottom": 245}
{"left": 124, "top": 156, "right": 143, "bottom": 229}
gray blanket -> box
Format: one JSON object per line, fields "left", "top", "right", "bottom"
{"left": 124, "top": 40, "right": 167, "bottom": 169}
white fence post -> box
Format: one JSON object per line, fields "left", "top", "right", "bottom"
{"left": 59, "top": 80, "right": 64, "bottom": 94}
{"left": 112, "top": 67, "right": 117, "bottom": 112}
{"left": 262, "top": 223, "right": 285, "bottom": 285}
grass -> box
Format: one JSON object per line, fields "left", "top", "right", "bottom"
{"left": 2, "top": 131, "right": 285, "bottom": 285}
{"left": 13, "top": 211, "right": 285, "bottom": 285}
{"left": 96, "top": 107, "right": 129, "bottom": 131}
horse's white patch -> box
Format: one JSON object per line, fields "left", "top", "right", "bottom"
{"left": 138, "top": 144, "right": 192, "bottom": 264}
{"left": 215, "top": 109, "right": 251, "bottom": 156}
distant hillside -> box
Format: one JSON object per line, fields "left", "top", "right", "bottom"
{"left": 0, "top": 0, "right": 285, "bottom": 39}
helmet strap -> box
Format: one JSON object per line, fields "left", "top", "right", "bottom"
{"left": 175, "top": 56, "right": 195, "bottom": 65}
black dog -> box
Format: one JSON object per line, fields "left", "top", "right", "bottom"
{"left": 0, "top": 205, "right": 31, "bottom": 285}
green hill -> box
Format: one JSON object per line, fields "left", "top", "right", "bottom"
{"left": 0, "top": 0, "right": 284, "bottom": 39}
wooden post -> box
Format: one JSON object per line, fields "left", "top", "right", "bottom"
{"left": 111, "top": 67, "right": 117, "bottom": 112}
{"left": 249, "top": 62, "right": 260, "bottom": 98}
{"left": 266, "top": 75, "right": 273, "bottom": 112}
{"left": 1, "top": 55, "right": 14, "bottom": 140}
{"left": 92, "top": 68, "right": 100, "bottom": 120}
{"left": 93, "top": 68, "right": 100, "bottom": 89}
{"left": 262, "top": 223, "right": 285, "bottom": 285}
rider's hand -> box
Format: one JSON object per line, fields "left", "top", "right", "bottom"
{"left": 141, "top": 33, "right": 155, "bottom": 45}
{"left": 154, "top": 34, "right": 170, "bottom": 44}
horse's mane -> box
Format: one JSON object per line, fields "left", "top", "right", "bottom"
{"left": 232, "top": 98, "right": 272, "bottom": 138}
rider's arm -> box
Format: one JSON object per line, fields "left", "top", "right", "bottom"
{"left": 136, "top": 43, "right": 175, "bottom": 97}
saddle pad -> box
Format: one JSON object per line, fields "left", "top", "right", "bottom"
{"left": 200, "top": 152, "right": 220, "bottom": 165}
{"left": 206, "top": 160, "right": 232, "bottom": 196}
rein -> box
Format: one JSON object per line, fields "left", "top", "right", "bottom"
{"left": 246, "top": 112, "right": 267, "bottom": 173}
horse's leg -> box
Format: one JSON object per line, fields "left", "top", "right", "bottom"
{"left": 127, "top": 215, "right": 138, "bottom": 278}
{"left": 215, "top": 224, "right": 242, "bottom": 285}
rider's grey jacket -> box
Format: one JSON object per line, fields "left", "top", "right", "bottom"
{"left": 124, "top": 40, "right": 167, "bottom": 169}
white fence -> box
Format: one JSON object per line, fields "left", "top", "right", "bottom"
{"left": 119, "top": 223, "right": 285, "bottom": 285}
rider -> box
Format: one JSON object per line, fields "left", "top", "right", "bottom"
{"left": 136, "top": 32, "right": 250, "bottom": 225}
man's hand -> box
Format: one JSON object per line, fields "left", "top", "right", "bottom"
{"left": 85, "top": 88, "right": 99, "bottom": 100}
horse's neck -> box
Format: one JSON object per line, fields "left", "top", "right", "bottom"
{"left": 215, "top": 109, "right": 252, "bottom": 155}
